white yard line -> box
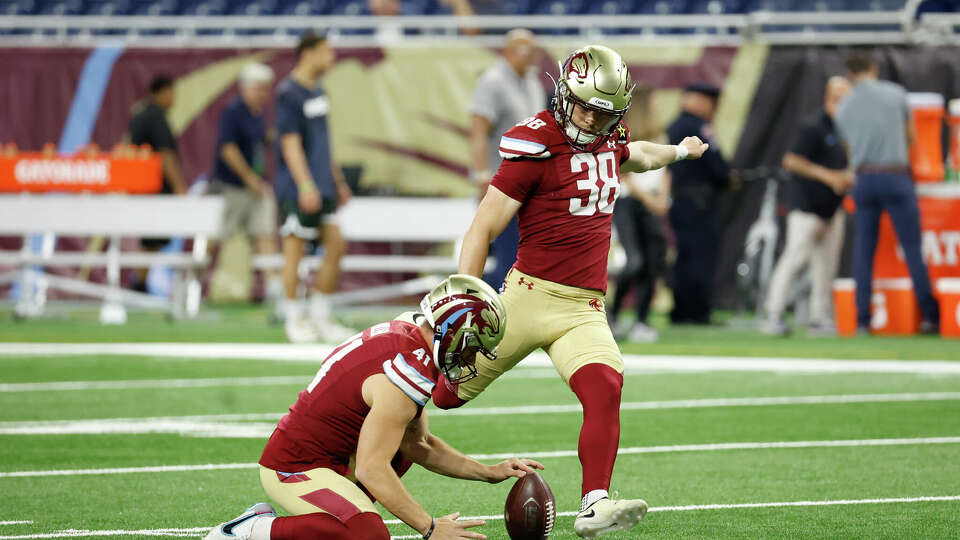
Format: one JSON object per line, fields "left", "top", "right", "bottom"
{"left": 432, "top": 392, "right": 960, "bottom": 416}
{"left": 2, "top": 392, "right": 959, "bottom": 438}
{"left": 0, "top": 524, "right": 32, "bottom": 527}
{"left": 0, "top": 463, "right": 254, "bottom": 478}
{"left": 467, "top": 436, "right": 960, "bottom": 460}
{"left": 385, "top": 494, "right": 960, "bottom": 527}
{"left": 2, "top": 496, "right": 958, "bottom": 538}
{"left": 1, "top": 342, "right": 959, "bottom": 374}
{"left": 0, "top": 377, "right": 310, "bottom": 392}
{"left": 3, "top": 436, "right": 959, "bottom": 479}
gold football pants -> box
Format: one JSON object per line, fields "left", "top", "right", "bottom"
{"left": 457, "top": 268, "right": 623, "bottom": 401}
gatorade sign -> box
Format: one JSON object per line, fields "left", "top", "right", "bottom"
{"left": 0, "top": 154, "right": 162, "bottom": 194}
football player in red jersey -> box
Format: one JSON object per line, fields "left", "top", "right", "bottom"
{"left": 204, "top": 275, "right": 543, "bottom": 540}
{"left": 433, "top": 46, "right": 708, "bottom": 537}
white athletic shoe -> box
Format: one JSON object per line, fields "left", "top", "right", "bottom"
{"left": 627, "top": 322, "right": 659, "bottom": 343}
{"left": 760, "top": 317, "right": 790, "bottom": 337}
{"left": 204, "top": 502, "right": 275, "bottom": 540}
{"left": 285, "top": 316, "right": 320, "bottom": 343}
{"left": 574, "top": 497, "right": 648, "bottom": 538}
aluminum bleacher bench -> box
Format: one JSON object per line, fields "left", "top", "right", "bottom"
{"left": 0, "top": 193, "right": 224, "bottom": 322}
{"left": 250, "top": 196, "right": 492, "bottom": 305}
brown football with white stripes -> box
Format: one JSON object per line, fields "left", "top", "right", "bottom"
{"left": 504, "top": 471, "right": 556, "bottom": 539}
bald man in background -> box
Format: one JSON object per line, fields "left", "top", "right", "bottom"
{"left": 763, "top": 76, "right": 852, "bottom": 336}
{"left": 469, "top": 28, "right": 546, "bottom": 290}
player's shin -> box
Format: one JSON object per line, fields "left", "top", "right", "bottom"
{"left": 569, "top": 363, "right": 623, "bottom": 508}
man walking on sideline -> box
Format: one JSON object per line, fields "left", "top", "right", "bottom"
{"left": 469, "top": 28, "right": 546, "bottom": 290}
{"left": 275, "top": 31, "right": 354, "bottom": 343}
{"left": 834, "top": 53, "right": 939, "bottom": 334}
{"left": 763, "top": 76, "right": 852, "bottom": 336}
{"left": 209, "top": 62, "right": 283, "bottom": 308}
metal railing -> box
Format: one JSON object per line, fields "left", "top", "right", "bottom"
{"left": 0, "top": 10, "right": 943, "bottom": 48}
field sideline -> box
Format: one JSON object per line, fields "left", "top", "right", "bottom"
{"left": 1, "top": 308, "right": 959, "bottom": 538}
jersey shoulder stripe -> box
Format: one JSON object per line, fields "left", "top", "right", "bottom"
{"left": 499, "top": 135, "right": 552, "bottom": 160}
{"left": 382, "top": 353, "right": 434, "bottom": 407}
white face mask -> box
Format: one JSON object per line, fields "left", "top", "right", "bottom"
{"left": 566, "top": 124, "right": 598, "bottom": 145}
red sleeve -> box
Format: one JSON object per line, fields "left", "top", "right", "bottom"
{"left": 491, "top": 158, "right": 544, "bottom": 203}
{"left": 619, "top": 143, "right": 631, "bottom": 166}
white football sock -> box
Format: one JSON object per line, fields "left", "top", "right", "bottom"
{"left": 265, "top": 277, "right": 284, "bottom": 302}
{"left": 283, "top": 299, "right": 303, "bottom": 322}
{"left": 309, "top": 293, "right": 331, "bottom": 322}
{"left": 581, "top": 489, "right": 609, "bottom": 511}
{"left": 250, "top": 515, "right": 274, "bottom": 540}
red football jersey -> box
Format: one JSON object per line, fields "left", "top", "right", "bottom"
{"left": 259, "top": 320, "right": 438, "bottom": 475}
{"left": 492, "top": 110, "right": 630, "bottom": 293}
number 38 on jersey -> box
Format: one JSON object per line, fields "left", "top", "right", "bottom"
{"left": 568, "top": 152, "right": 620, "bottom": 216}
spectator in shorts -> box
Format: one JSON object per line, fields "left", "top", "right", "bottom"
{"left": 275, "top": 31, "right": 354, "bottom": 343}
{"left": 209, "top": 62, "right": 283, "bottom": 309}
{"left": 469, "top": 28, "right": 545, "bottom": 290}
{"left": 608, "top": 86, "right": 670, "bottom": 343}
{"left": 834, "top": 53, "right": 940, "bottom": 334}
{"left": 763, "top": 76, "right": 852, "bottom": 337}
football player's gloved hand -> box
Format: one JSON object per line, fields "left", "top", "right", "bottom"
{"left": 485, "top": 457, "right": 545, "bottom": 483}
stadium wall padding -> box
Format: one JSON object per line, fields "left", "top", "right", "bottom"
{"left": 0, "top": 44, "right": 748, "bottom": 196}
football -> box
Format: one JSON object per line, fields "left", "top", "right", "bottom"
{"left": 504, "top": 471, "right": 556, "bottom": 539}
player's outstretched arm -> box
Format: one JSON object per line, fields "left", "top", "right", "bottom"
{"left": 459, "top": 186, "right": 522, "bottom": 277}
{"left": 622, "top": 136, "right": 709, "bottom": 173}
{"left": 400, "top": 411, "right": 544, "bottom": 483}
{"left": 358, "top": 376, "right": 491, "bottom": 539}
{"left": 356, "top": 374, "right": 433, "bottom": 535}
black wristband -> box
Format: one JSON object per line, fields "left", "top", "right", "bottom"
{"left": 423, "top": 518, "right": 436, "bottom": 539}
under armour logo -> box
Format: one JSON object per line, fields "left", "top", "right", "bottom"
{"left": 518, "top": 277, "right": 535, "bottom": 290}
{"left": 606, "top": 140, "right": 616, "bottom": 149}
{"left": 589, "top": 298, "right": 603, "bottom": 311}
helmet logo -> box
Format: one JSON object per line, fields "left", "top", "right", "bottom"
{"left": 479, "top": 306, "right": 502, "bottom": 340}
{"left": 568, "top": 52, "right": 589, "bottom": 82}
{"left": 588, "top": 96, "right": 614, "bottom": 110}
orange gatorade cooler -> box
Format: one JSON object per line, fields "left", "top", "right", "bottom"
{"left": 937, "top": 278, "right": 960, "bottom": 338}
{"left": 870, "top": 278, "right": 921, "bottom": 335}
{"left": 834, "top": 278, "right": 922, "bottom": 336}
{"left": 833, "top": 279, "right": 856, "bottom": 337}
{"left": 907, "top": 92, "right": 945, "bottom": 183}
{"left": 947, "top": 98, "right": 960, "bottom": 181}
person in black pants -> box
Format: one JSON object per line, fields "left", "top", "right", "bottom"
{"left": 609, "top": 86, "right": 670, "bottom": 342}
{"left": 666, "top": 83, "right": 733, "bottom": 325}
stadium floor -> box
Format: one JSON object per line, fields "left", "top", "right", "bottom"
{"left": 1, "top": 306, "right": 959, "bottom": 538}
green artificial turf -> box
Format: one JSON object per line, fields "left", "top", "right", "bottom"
{"left": 1, "top": 305, "right": 959, "bottom": 538}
